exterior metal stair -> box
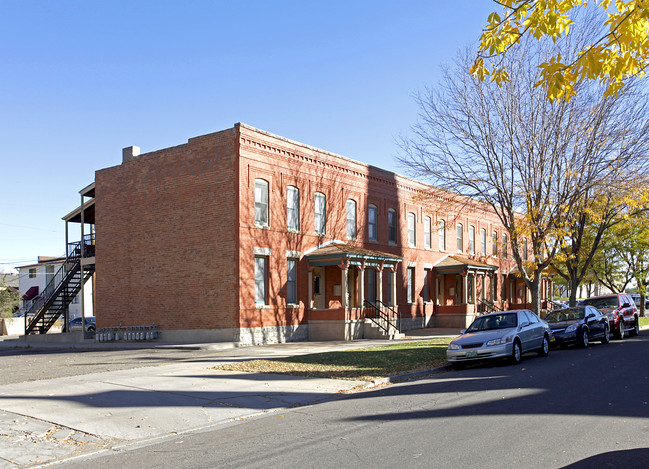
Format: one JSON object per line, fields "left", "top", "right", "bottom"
{"left": 24, "top": 257, "right": 95, "bottom": 335}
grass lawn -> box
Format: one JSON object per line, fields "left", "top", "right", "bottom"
{"left": 639, "top": 316, "right": 649, "bottom": 328}
{"left": 214, "top": 338, "right": 454, "bottom": 381}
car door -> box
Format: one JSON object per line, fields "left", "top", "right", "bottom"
{"left": 525, "top": 310, "right": 544, "bottom": 349}
{"left": 585, "top": 306, "right": 603, "bottom": 338}
{"left": 517, "top": 311, "right": 536, "bottom": 352}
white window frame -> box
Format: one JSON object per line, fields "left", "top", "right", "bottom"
{"left": 286, "top": 258, "right": 297, "bottom": 305}
{"left": 480, "top": 229, "right": 486, "bottom": 256}
{"left": 438, "top": 219, "right": 446, "bottom": 251}
{"left": 346, "top": 199, "right": 357, "bottom": 239}
{"left": 286, "top": 185, "right": 299, "bottom": 231}
{"left": 254, "top": 179, "right": 269, "bottom": 227}
{"left": 457, "top": 223, "right": 463, "bottom": 253}
{"left": 408, "top": 213, "right": 416, "bottom": 247}
{"left": 469, "top": 226, "right": 475, "bottom": 255}
{"left": 314, "top": 192, "right": 326, "bottom": 235}
{"left": 388, "top": 208, "right": 397, "bottom": 244}
{"left": 424, "top": 216, "right": 431, "bottom": 249}
{"left": 254, "top": 256, "right": 268, "bottom": 305}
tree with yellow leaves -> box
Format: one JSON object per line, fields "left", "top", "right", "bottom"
{"left": 399, "top": 33, "right": 649, "bottom": 315}
{"left": 474, "top": 1, "right": 649, "bottom": 100}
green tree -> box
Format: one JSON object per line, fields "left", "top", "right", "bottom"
{"left": 0, "top": 274, "right": 19, "bottom": 318}
{"left": 475, "top": 1, "right": 649, "bottom": 100}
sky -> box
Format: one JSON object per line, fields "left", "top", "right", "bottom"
{"left": 0, "top": 0, "right": 497, "bottom": 273}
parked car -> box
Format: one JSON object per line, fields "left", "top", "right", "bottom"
{"left": 68, "top": 316, "right": 96, "bottom": 332}
{"left": 545, "top": 306, "right": 609, "bottom": 347}
{"left": 550, "top": 300, "right": 568, "bottom": 310}
{"left": 446, "top": 310, "right": 551, "bottom": 369}
{"left": 580, "top": 293, "right": 638, "bottom": 339}
{"left": 629, "top": 293, "right": 649, "bottom": 309}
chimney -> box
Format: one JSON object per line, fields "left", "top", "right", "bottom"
{"left": 122, "top": 145, "right": 141, "bottom": 163}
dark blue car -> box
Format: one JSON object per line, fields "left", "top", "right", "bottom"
{"left": 546, "top": 306, "right": 609, "bottom": 348}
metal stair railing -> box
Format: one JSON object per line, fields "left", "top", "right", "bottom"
{"left": 477, "top": 299, "right": 499, "bottom": 316}
{"left": 363, "top": 299, "right": 401, "bottom": 334}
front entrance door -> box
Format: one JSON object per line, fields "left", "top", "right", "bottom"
{"left": 313, "top": 267, "right": 325, "bottom": 309}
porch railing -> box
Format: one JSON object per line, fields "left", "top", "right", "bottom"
{"left": 363, "top": 299, "right": 401, "bottom": 334}
{"left": 477, "top": 299, "right": 499, "bottom": 316}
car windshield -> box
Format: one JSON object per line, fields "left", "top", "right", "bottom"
{"left": 467, "top": 313, "right": 518, "bottom": 332}
{"left": 545, "top": 308, "right": 585, "bottom": 323}
{"left": 581, "top": 297, "right": 619, "bottom": 309}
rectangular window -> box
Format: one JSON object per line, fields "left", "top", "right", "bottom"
{"left": 254, "top": 179, "right": 269, "bottom": 226}
{"left": 29, "top": 268, "right": 36, "bottom": 279}
{"left": 457, "top": 223, "right": 463, "bottom": 252}
{"left": 254, "top": 256, "right": 267, "bottom": 305}
{"left": 286, "top": 186, "right": 299, "bottom": 231}
{"left": 408, "top": 213, "right": 416, "bottom": 247}
{"left": 438, "top": 220, "right": 446, "bottom": 251}
{"left": 287, "top": 259, "right": 297, "bottom": 305}
{"left": 368, "top": 205, "right": 377, "bottom": 241}
{"left": 480, "top": 229, "right": 486, "bottom": 256}
{"left": 424, "top": 217, "right": 431, "bottom": 249}
{"left": 367, "top": 269, "right": 376, "bottom": 303}
{"left": 388, "top": 209, "right": 397, "bottom": 244}
{"left": 314, "top": 192, "right": 326, "bottom": 235}
{"left": 491, "top": 275, "right": 497, "bottom": 302}
{"left": 407, "top": 267, "right": 415, "bottom": 303}
{"left": 469, "top": 226, "right": 475, "bottom": 255}
{"left": 492, "top": 231, "right": 498, "bottom": 256}
{"left": 387, "top": 272, "right": 393, "bottom": 305}
{"left": 503, "top": 234, "right": 508, "bottom": 259}
{"left": 346, "top": 200, "right": 357, "bottom": 239}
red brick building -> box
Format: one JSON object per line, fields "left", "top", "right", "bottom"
{"left": 91, "top": 123, "right": 550, "bottom": 344}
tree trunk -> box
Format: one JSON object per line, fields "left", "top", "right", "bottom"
{"left": 529, "top": 277, "right": 542, "bottom": 316}
{"left": 568, "top": 277, "right": 580, "bottom": 307}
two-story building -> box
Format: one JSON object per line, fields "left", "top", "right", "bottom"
{"left": 80, "top": 123, "right": 550, "bottom": 344}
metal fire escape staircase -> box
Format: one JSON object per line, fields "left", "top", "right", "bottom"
{"left": 25, "top": 241, "right": 95, "bottom": 335}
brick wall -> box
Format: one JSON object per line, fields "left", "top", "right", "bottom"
{"left": 95, "top": 128, "right": 239, "bottom": 330}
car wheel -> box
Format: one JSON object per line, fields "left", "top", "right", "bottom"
{"left": 88, "top": 326, "right": 96, "bottom": 332}
{"left": 630, "top": 318, "right": 640, "bottom": 337}
{"left": 601, "top": 326, "right": 610, "bottom": 344}
{"left": 538, "top": 335, "right": 550, "bottom": 357}
{"left": 511, "top": 340, "right": 522, "bottom": 364}
{"left": 616, "top": 320, "right": 625, "bottom": 340}
{"left": 578, "top": 328, "right": 589, "bottom": 348}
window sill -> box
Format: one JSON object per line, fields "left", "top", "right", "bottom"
{"left": 255, "top": 224, "right": 270, "bottom": 230}
{"left": 286, "top": 304, "right": 300, "bottom": 309}
{"left": 287, "top": 229, "right": 300, "bottom": 234}
{"left": 254, "top": 304, "right": 270, "bottom": 309}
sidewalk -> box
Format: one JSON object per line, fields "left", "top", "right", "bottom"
{"left": 0, "top": 329, "right": 459, "bottom": 468}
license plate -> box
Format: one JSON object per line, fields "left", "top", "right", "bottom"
{"left": 465, "top": 351, "right": 478, "bottom": 358}
{"left": 551, "top": 336, "right": 556, "bottom": 342}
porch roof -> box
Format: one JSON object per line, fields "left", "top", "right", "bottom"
{"left": 305, "top": 242, "right": 402, "bottom": 268}
{"left": 434, "top": 255, "right": 498, "bottom": 274}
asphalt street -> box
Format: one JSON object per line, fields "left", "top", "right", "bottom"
{"left": 55, "top": 332, "right": 649, "bottom": 469}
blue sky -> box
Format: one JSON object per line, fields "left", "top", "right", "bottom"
{"left": 0, "top": 0, "right": 496, "bottom": 272}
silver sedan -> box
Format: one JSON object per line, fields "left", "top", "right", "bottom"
{"left": 446, "top": 310, "right": 551, "bottom": 369}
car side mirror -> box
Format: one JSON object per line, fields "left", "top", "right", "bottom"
{"left": 586, "top": 313, "right": 595, "bottom": 320}
{"left": 460, "top": 329, "right": 466, "bottom": 334}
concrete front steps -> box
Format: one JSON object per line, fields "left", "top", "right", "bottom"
{"left": 364, "top": 319, "right": 405, "bottom": 340}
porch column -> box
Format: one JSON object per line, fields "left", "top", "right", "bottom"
{"left": 357, "top": 266, "right": 365, "bottom": 307}
{"left": 307, "top": 269, "right": 313, "bottom": 309}
{"left": 376, "top": 267, "right": 383, "bottom": 305}
{"left": 391, "top": 269, "right": 397, "bottom": 307}
{"left": 341, "top": 267, "right": 349, "bottom": 309}
{"left": 462, "top": 272, "right": 468, "bottom": 304}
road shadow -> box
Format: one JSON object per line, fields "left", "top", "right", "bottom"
{"left": 560, "top": 448, "right": 649, "bottom": 468}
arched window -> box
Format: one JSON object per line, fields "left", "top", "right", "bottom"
{"left": 469, "top": 226, "right": 475, "bottom": 255}
{"left": 424, "top": 216, "right": 431, "bottom": 249}
{"left": 480, "top": 229, "right": 486, "bottom": 256}
{"left": 346, "top": 199, "right": 357, "bottom": 239}
{"left": 408, "top": 213, "right": 416, "bottom": 247}
{"left": 254, "top": 179, "right": 269, "bottom": 226}
{"left": 438, "top": 219, "right": 446, "bottom": 251}
{"left": 368, "top": 204, "right": 378, "bottom": 241}
{"left": 286, "top": 185, "right": 299, "bottom": 231}
{"left": 388, "top": 209, "right": 397, "bottom": 244}
{"left": 457, "top": 223, "right": 463, "bottom": 252}
{"left": 314, "top": 192, "right": 326, "bottom": 235}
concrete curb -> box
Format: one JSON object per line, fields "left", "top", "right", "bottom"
{"left": 366, "top": 364, "right": 453, "bottom": 388}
